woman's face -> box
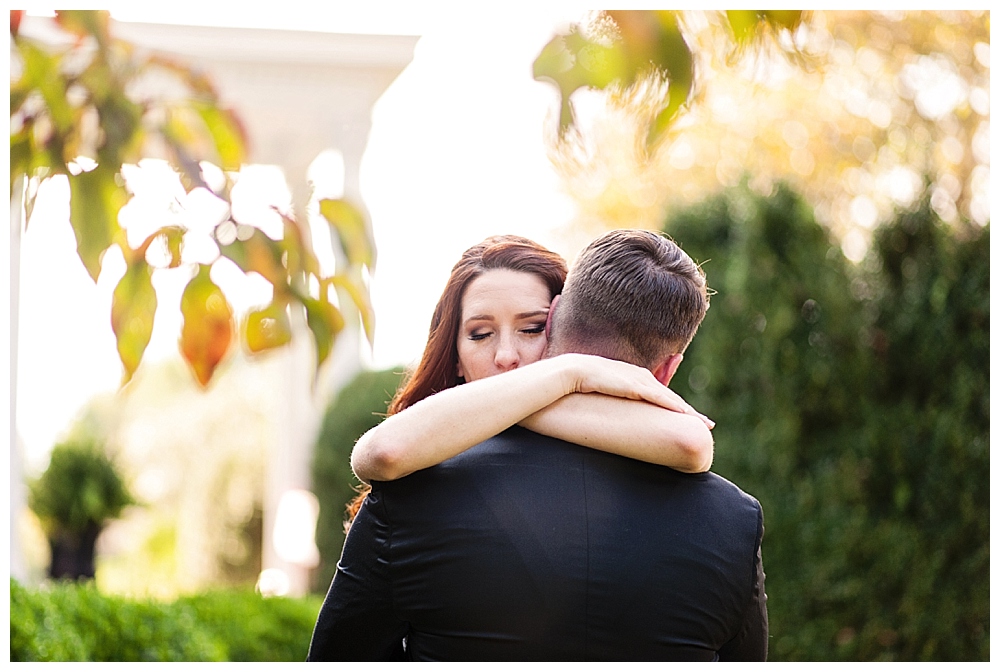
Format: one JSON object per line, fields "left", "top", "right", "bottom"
{"left": 456, "top": 269, "right": 552, "bottom": 382}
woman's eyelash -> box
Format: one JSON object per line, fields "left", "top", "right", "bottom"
{"left": 468, "top": 325, "right": 544, "bottom": 340}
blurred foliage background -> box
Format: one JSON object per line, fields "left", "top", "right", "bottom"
{"left": 666, "top": 184, "right": 988, "bottom": 660}
{"left": 546, "top": 10, "right": 989, "bottom": 263}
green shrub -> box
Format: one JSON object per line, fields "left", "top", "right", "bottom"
{"left": 176, "top": 590, "right": 323, "bottom": 661}
{"left": 28, "top": 439, "right": 136, "bottom": 535}
{"left": 10, "top": 579, "right": 224, "bottom": 661}
{"left": 9, "top": 579, "right": 323, "bottom": 662}
{"left": 311, "top": 366, "right": 406, "bottom": 591}
{"left": 10, "top": 579, "right": 88, "bottom": 661}
{"left": 665, "top": 184, "right": 988, "bottom": 660}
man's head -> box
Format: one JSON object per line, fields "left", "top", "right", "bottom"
{"left": 547, "top": 229, "right": 709, "bottom": 384}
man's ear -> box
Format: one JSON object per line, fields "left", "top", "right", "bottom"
{"left": 545, "top": 294, "right": 560, "bottom": 338}
{"left": 652, "top": 353, "right": 684, "bottom": 386}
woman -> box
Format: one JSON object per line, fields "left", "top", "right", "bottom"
{"left": 347, "top": 235, "right": 713, "bottom": 520}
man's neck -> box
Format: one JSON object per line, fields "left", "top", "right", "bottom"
{"left": 545, "top": 337, "right": 643, "bottom": 369}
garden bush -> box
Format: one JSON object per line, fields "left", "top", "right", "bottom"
{"left": 10, "top": 579, "right": 323, "bottom": 662}
{"left": 665, "top": 184, "right": 988, "bottom": 661}
{"left": 311, "top": 366, "right": 406, "bottom": 591}
{"left": 175, "top": 590, "right": 324, "bottom": 661}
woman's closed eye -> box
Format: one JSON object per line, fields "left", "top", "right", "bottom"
{"left": 468, "top": 331, "right": 492, "bottom": 341}
{"left": 521, "top": 324, "right": 545, "bottom": 335}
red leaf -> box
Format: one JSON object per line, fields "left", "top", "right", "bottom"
{"left": 179, "top": 265, "right": 233, "bottom": 387}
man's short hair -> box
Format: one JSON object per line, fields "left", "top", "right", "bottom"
{"left": 551, "top": 229, "right": 709, "bottom": 368}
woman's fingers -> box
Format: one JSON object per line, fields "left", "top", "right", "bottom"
{"left": 571, "top": 354, "right": 716, "bottom": 429}
{"left": 642, "top": 382, "right": 716, "bottom": 430}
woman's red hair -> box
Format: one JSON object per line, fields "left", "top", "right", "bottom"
{"left": 345, "top": 235, "right": 568, "bottom": 523}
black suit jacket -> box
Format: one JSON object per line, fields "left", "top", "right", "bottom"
{"left": 308, "top": 427, "right": 767, "bottom": 661}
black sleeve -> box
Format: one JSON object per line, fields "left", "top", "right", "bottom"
{"left": 306, "top": 487, "right": 408, "bottom": 661}
{"left": 717, "top": 505, "right": 769, "bottom": 662}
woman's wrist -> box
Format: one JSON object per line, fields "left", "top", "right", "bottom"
{"left": 548, "top": 353, "right": 587, "bottom": 397}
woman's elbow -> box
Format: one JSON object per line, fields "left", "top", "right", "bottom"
{"left": 351, "top": 439, "right": 411, "bottom": 482}
{"left": 676, "top": 429, "right": 714, "bottom": 474}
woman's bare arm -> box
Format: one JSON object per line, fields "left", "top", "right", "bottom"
{"left": 519, "top": 393, "right": 713, "bottom": 473}
{"left": 351, "top": 353, "right": 711, "bottom": 482}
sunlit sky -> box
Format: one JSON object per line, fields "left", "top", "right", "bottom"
{"left": 10, "top": 3, "right": 603, "bottom": 466}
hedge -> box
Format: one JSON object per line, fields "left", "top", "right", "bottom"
{"left": 665, "top": 184, "right": 988, "bottom": 660}
{"left": 10, "top": 579, "right": 323, "bottom": 662}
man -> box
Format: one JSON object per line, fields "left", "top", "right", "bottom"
{"left": 308, "top": 229, "right": 767, "bottom": 661}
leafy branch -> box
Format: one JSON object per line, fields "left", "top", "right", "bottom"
{"left": 10, "top": 10, "right": 375, "bottom": 387}
{"left": 533, "top": 10, "right": 806, "bottom": 151}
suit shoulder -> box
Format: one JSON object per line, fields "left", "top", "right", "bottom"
{"left": 444, "top": 426, "right": 574, "bottom": 464}
{"left": 700, "top": 471, "right": 763, "bottom": 514}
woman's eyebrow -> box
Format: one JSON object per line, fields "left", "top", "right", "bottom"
{"left": 464, "top": 309, "right": 548, "bottom": 322}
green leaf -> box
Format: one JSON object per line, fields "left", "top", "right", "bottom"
{"left": 563, "top": 29, "right": 624, "bottom": 89}
{"left": 534, "top": 11, "right": 698, "bottom": 148}
{"left": 111, "top": 254, "right": 157, "bottom": 385}
{"left": 10, "top": 79, "right": 31, "bottom": 117}
{"left": 192, "top": 102, "right": 247, "bottom": 171}
{"left": 331, "top": 274, "right": 375, "bottom": 347}
{"left": 533, "top": 35, "right": 580, "bottom": 131}
{"left": 318, "top": 198, "right": 375, "bottom": 272}
{"left": 725, "top": 10, "right": 804, "bottom": 46}
{"left": 94, "top": 94, "right": 143, "bottom": 167}
{"left": 54, "top": 10, "right": 112, "bottom": 46}
{"left": 725, "top": 10, "right": 762, "bottom": 44}
{"left": 533, "top": 34, "right": 576, "bottom": 80}
{"left": 160, "top": 226, "right": 186, "bottom": 268}
{"left": 10, "top": 133, "right": 32, "bottom": 194}
{"left": 278, "top": 210, "right": 320, "bottom": 277}
{"left": 179, "top": 265, "right": 233, "bottom": 387}
{"left": 533, "top": 29, "right": 626, "bottom": 134}
{"left": 218, "top": 227, "right": 287, "bottom": 287}
{"left": 303, "top": 296, "right": 345, "bottom": 371}
{"left": 602, "top": 10, "right": 693, "bottom": 148}
{"left": 68, "top": 166, "right": 126, "bottom": 282}
{"left": 648, "top": 11, "right": 693, "bottom": 139}
{"left": 16, "top": 40, "right": 75, "bottom": 133}
{"left": 244, "top": 301, "right": 292, "bottom": 354}
{"left": 134, "top": 225, "right": 185, "bottom": 269}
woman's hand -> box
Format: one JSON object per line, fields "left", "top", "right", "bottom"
{"left": 556, "top": 353, "right": 715, "bottom": 429}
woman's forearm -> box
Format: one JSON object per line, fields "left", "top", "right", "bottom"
{"left": 351, "top": 357, "right": 581, "bottom": 482}
{"left": 519, "top": 393, "right": 714, "bottom": 473}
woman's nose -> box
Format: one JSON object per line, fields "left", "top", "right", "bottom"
{"left": 494, "top": 334, "right": 519, "bottom": 371}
